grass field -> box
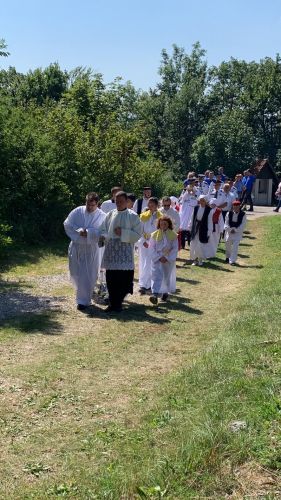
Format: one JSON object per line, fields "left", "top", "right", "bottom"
{"left": 0, "top": 217, "right": 280, "bottom": 499}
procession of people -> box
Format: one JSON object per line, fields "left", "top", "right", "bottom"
{"left": 63, "top": 167, "right": 262, "bottom": 313}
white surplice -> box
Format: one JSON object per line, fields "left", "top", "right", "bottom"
{"left": 64, "top": 206, "right": 106, "bottom": 306}
{"left": 150, "top": 233, "right": 178, "bottom": 295}
{"left": 138, "top": 213, "right": 159, "bottom": 289}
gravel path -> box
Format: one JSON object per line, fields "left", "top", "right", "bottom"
{"left": 0, "top": 273, "right": 70, "bottom": 321}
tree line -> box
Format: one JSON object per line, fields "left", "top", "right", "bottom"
{"left": 1, "top": 39, "right": 281, "bottom": 250}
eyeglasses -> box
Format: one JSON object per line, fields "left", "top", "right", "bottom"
{"left": 163, "top": 204, "right": 171, "bottom": 208}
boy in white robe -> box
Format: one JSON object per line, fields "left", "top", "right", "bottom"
{"left": 224, "top": 200, "right": 247, "bottom": 265}
{"left": 138, "top": 197, "right": 161, "bottom": 294}
{"left": 64, "top": 192, "right": 105, "bottom": 310}
{"left": 149, "top": 217, "right": 178, "bottom": 305}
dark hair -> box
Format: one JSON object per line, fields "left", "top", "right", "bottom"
{"left": 111, "top": 186, "right": 122, "bottom": 194}
{"left": 86, "top": 192, "right": 99, "bottom": 203}
{"left": 157, "top": 216, "right": 173, "bottom": 230}
{"left": 148, "top": 196, "right": 158, "bottom": 206}
{"left": 115, "top": 190, "right": 128, "bottom": 200}
{"left": 127, "top": 193, "right": 136, "bottom": 203}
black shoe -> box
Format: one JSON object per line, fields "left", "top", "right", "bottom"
{"left": 105, "top": 305, "right": 122, "bottom": 313}
{"left": 139, "top": 287, "right": 146, "bottom": 295}
{"left": 77, "top": 304, "right": 87, "bottom": 311}
{"left": 162, "top": 293, "right": 168, "bottom": 301}
{"left": 149, "top": 295, "right": 158, "bottom": 305}
{"left": 225, "top": 258, "right": 229, "bottom": 263}
{"left": 273, "top": 209, "right": 279, "bottom": 212}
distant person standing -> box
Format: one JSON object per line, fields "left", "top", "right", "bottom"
{"left": 241, "top": 170, "right": 256, "bottom": 211}
{"left": 133, "top": 187, "right": 152, "bottom": 215}
{"left": 101, "top": 186, "right": 121, "bottom": 214}
{"left": 233, "top": 174, "right": 244, "bottom": 201}
{"left": 273, "top": 180, "right": 281, "bottom": 212}
{"left": 217, "top": 166, "right": 226, "bottom": 182}
{"left": 64, "top": 192, "right": 106, "bottom": 310}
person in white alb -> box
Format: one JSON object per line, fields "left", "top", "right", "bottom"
{"left": 149, "top": 216, "right": 178, "bottom": 305}
{"left": 100, "top": 186, "right": 121, "bottom": 214}
{"left": 64, "top": 192, "right": 106, "bottom": 310}
{"left": 138, "top": 197, "right": 162, "bottom": 294}
{"left": 224, "top": 200, "right": 247, "bottom": 265}
{"left": 98, "top": 191, "right": 142, "bottom": 312}
{"left": 160, "top": 196, "right": 180, "bottom": 232}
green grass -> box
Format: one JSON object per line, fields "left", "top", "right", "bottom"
{"left": 0, "top": 218, "right": 280, "bottom": 498}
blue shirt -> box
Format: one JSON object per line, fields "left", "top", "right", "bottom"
{"left": 242, "top": 175, "right": 256, "bottom": 191}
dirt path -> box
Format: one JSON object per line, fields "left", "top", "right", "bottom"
{"left": 0, "top": 217, "right": 270, "bottom": 496}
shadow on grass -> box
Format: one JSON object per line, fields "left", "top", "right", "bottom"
{"left": 0, "top": 311, "right": 63, "bottom": 335}
{"left": 176, "top": 277, "right": 201, "bottom": 285}
{"left": 85, "top": 295, "right": 203, "bottom": 322}
{"left": 85, "top": 303, "right": 170, "bottom": 324}
{"left": 239, "top": 243, "right": 253, "bottom": 247}
{"left": 202, "top": 261, "right": 235, "bottom": 273}
{"left": 243, "top": 235, "right": 256, "bottom": 240}
{"left": 235, "top": 264, "right": 264, "bottom": 269}
{"left": 0, "top": 239, "right": 68, "bottom": 274}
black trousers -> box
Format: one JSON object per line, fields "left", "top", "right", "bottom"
{"left": 106, "top": 270, "right": 134, "bottom": 309}
{"left": 180, "top": 230, "right": 191, "bottom": 249}
{"left": 241, "top": 189, "right": 253, "bottom": 210}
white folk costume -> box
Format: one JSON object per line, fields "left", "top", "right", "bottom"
{"left": 188, "top": 203, "right": 213, "bottom": 264}
{"left": 99, "top": 208, "right": 142, "bottom": 310}
{"left": 224, "top": 209, "right": 246, "bottom": 264}
{"left": 179, "top": 189, "right": 198, "bottom": 230}
{"left": 138, "top": 210, "right": 162, "bottom": 290}
{"left": 150, "top": 229, "right": 178, "bottom": 296}
{"left": 208, "top": 198, "right": 224, "bottom": 258}
{"left": 64, "top": 206, "right": 106, "bottom": 306}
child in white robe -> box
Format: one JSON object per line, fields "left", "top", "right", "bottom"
{"left": 138, "top": 198, "right": 161, "bottom": 294}
{"left": 149, "top": 216, "right": 178, "bottom": 305}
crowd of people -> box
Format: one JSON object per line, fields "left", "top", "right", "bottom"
{"left": 63, "top": 167, "right": 260, "bottom": 313}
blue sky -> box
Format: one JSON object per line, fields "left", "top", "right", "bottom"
{"left": 1, "top": 0, "right": 281, "bottom": 89}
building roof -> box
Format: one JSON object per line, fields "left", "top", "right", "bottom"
{"left": 252, "top": 158, "right": 278, "bottom": 180}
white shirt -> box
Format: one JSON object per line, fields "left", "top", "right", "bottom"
{"left": 101, "top": 199, "right": 116, "bottom": 214}
{"left": 133, "top": 197, "right": 149, "bottom": 214}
